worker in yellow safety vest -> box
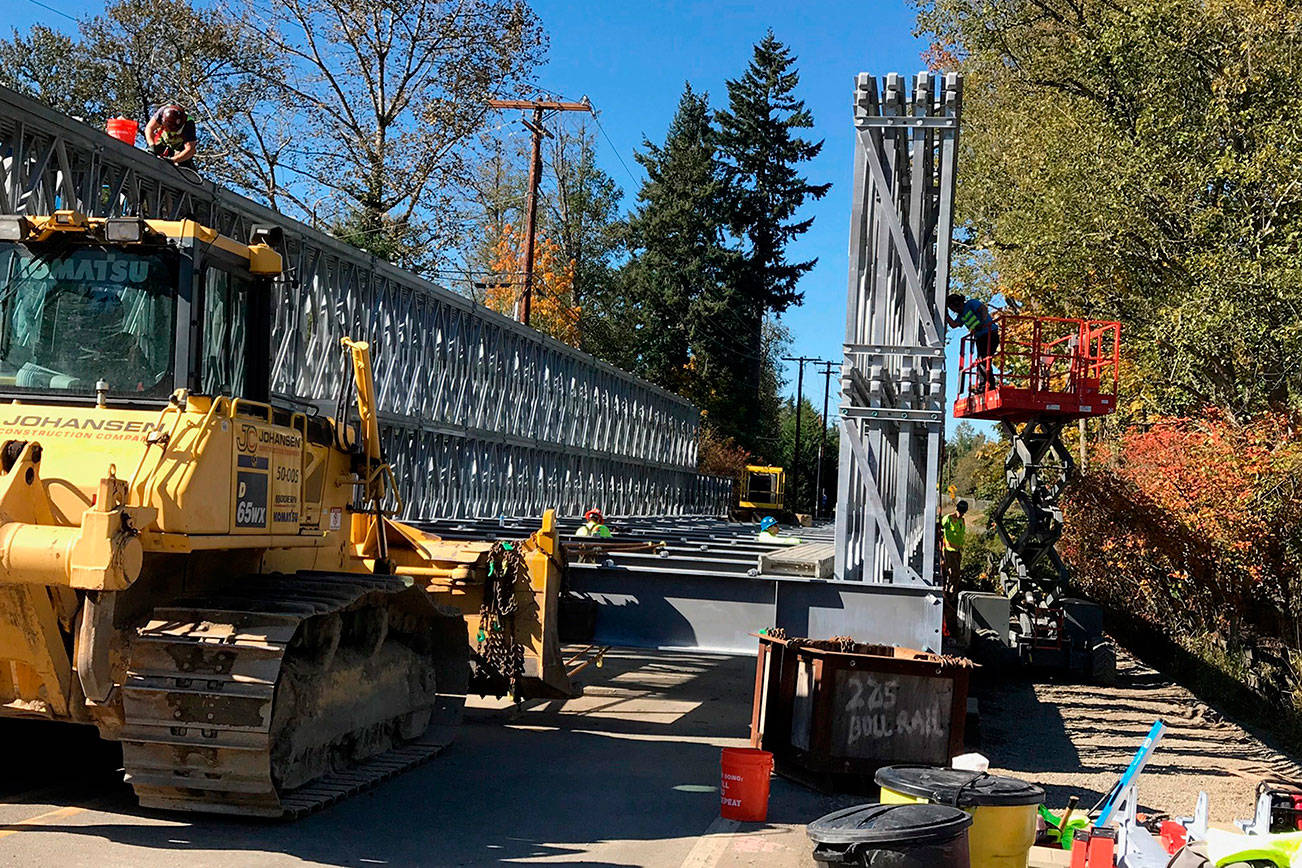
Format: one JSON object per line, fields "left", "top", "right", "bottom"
{"left": 945, "top": 294, "right": 1000, "bottom": 392}
{"left": 575, "top": 508, "right": 612, "bottom": 538}
{"left": 941, "top": 500, "right": 968, "bottom": 595}
{"left": 757, "top": 516, "right": 801, "bottom": 546}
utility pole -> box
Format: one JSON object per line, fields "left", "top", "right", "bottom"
{"left": 487, "top": 98, "right": 592, "bottom": 327}
{"left": 783, "top": 356, "right": 831, "bottom": 516}
{"left": 814, "top": 360, "right": 837, "bottom": 518}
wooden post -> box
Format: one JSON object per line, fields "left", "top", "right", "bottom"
{"left": 520, "top": 106, "right": 544, "bottom": 325}
{"left": 486, "top": 98, "right": 593, "bottom": 328}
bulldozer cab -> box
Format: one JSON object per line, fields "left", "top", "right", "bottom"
{"left": 739, "top": 465, "right": 785, "bottom": 512}
{"left": 0, "top": 213, "right": 279, "bottom": 407}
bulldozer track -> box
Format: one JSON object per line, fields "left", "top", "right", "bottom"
{"left": 121, "top": 572, "right": 467, "bottom": 818}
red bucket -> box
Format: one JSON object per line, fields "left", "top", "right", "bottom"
{"left": 720, "top": 747, "right": 773, "bottom": 822}
{"left": 106, "top": 117, "right": 139, "bottom": 145}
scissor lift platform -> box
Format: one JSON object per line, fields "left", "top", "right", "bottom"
{"left": 952, "top": 314, "right": 1120, "bottom": 421}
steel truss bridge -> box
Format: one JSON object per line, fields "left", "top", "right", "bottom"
{"left": 0, "top": 85, "right": 730, "bottom": 519}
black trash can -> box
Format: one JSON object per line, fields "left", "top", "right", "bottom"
{"left": 806, "top": 802, "right": 972, "bottom": 867}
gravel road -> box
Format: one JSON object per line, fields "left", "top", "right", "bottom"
{"left": 975, "top": 649, "right": 1302, "bottom": 823}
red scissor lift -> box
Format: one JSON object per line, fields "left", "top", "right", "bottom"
{"left": 952, "top": 314, "right": 1121, "bottom": 679}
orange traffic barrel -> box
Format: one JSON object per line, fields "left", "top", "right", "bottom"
{"left": 106, "top": 117, "right": 139, "bottom": 145}
{"left": 720, "top": 747, "right": 773, "bottom": 821}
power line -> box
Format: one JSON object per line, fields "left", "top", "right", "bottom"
{"left": 528, "top": 80, "right": 639, "bottom": 188}
{"left": 26, "top": 0, "right": 78, "bottom": 23}
{"left": 590, "top": 110, "right": 639, "bottom": 189}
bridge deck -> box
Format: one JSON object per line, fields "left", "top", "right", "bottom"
{"left": 417, "top": 515, "right": 940, "bottom": 654}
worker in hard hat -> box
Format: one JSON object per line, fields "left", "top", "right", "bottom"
{"left": 574, "top": 509, "right": 612, "bottom": 538}
{"left": 941, "top": 500, "right": 968, "bottom": 595}
{"left": 946, "top": 293, "right": 999, "bottom": 392}
{"left": 144, "top": 104, "right": 198, "bottom": 167}
{"left": 757, "top": 516, "right": 801, "bottom": 546}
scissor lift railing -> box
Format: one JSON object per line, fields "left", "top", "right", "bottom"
{"left": 954, "top": 314, "right": 1120, "bottom": 421}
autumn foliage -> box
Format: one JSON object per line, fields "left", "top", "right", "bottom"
{"left": 1062, "top": 413, "right": 1302, "bottom": 673}
{"left": 484, "top": 223, "right": 581, "bottom": 347}
{"left": 696, "top": 426, "right": 752, "bottom": 481}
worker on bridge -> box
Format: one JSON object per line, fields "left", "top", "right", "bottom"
{"left": 946, "top": 294, "right": 999, "bottom": 392}
{"left": 757, "top": 516, "right": 801, "bottom": 546}
{"left": 575, "top": 508, "right": 612, "bottom": 538}
{"left": 144, "top": 104, "right": 198, "bottom": 168}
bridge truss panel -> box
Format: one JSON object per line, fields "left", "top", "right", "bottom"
{"left": 0, "top": 85, "right": 730, "bottom": 518}
{"left": 835, "top": 72, "right": 962, "bottom": 584}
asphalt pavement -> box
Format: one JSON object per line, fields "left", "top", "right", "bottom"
{"left": 0, "top": 649, "right": 848, "bottom": 867}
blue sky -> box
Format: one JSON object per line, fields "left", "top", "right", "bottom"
{"left": 527, "top": 0, "right": 983, "bottom": 431}
{"left": 8, "top": 0, "right": 984, "bottom": 431}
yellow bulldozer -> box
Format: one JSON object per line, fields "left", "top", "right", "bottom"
{"left": 0, "top": 211, "right": 573, "bottom": 816}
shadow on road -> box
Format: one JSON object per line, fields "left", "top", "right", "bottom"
{"left": 0, "top": 650, "right": 840, "bottom": 866}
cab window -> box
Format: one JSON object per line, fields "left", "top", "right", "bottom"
{"left": 201, "top": 267, "right": 249, "bottom": 397}
{"left": 0, "top": 243, "right": 176, "bottom": 396}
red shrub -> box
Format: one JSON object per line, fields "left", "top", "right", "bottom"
{"left": 1062, "top": 413, "right": 1302, "bottom": 642}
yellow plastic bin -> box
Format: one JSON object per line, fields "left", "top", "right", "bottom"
{"left": 875, "top": 766, "right": 1044, "bottom": 868}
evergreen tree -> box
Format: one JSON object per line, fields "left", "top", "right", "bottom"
{"left": 624, "top": 84, "right": 738, "bottom": 405}
{"left": 714, "top": 32, "right": 830, "bottom": 445}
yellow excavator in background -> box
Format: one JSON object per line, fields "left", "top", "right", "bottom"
{"left": 0, "top": 211, "right": 572, "bottom": 816}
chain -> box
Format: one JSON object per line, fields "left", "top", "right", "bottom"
{"left": 474, "top": 541, "right": 526, "bottom": 698}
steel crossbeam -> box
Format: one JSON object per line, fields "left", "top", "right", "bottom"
{"left": 835, "top": 72, "right": 961, "bottom": 586}
{"left": 0, "top": 85, "right": 731, "bottom": 518}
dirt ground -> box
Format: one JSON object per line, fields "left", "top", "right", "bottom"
{"left": 975, "top": 648, "right": 1302, "bottom": 823}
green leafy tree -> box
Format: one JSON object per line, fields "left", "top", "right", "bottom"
{"left": 944, "top": 421, "right": 994, "bottom": 495}
{"left": 947, "top": 422, "right": 982, "bottom": 460}
{"left": 954, "top": 440, "right": 1006, "bottom": 504}
{"left": 915, "top": 0, "right": 1302, "bottom": 419}
{"left": 714, "top": 32, "right": 831, "bottom": 445}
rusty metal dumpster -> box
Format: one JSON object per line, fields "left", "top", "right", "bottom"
{"left": 749, "top": 633, "right": 973, "bottom": 790}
